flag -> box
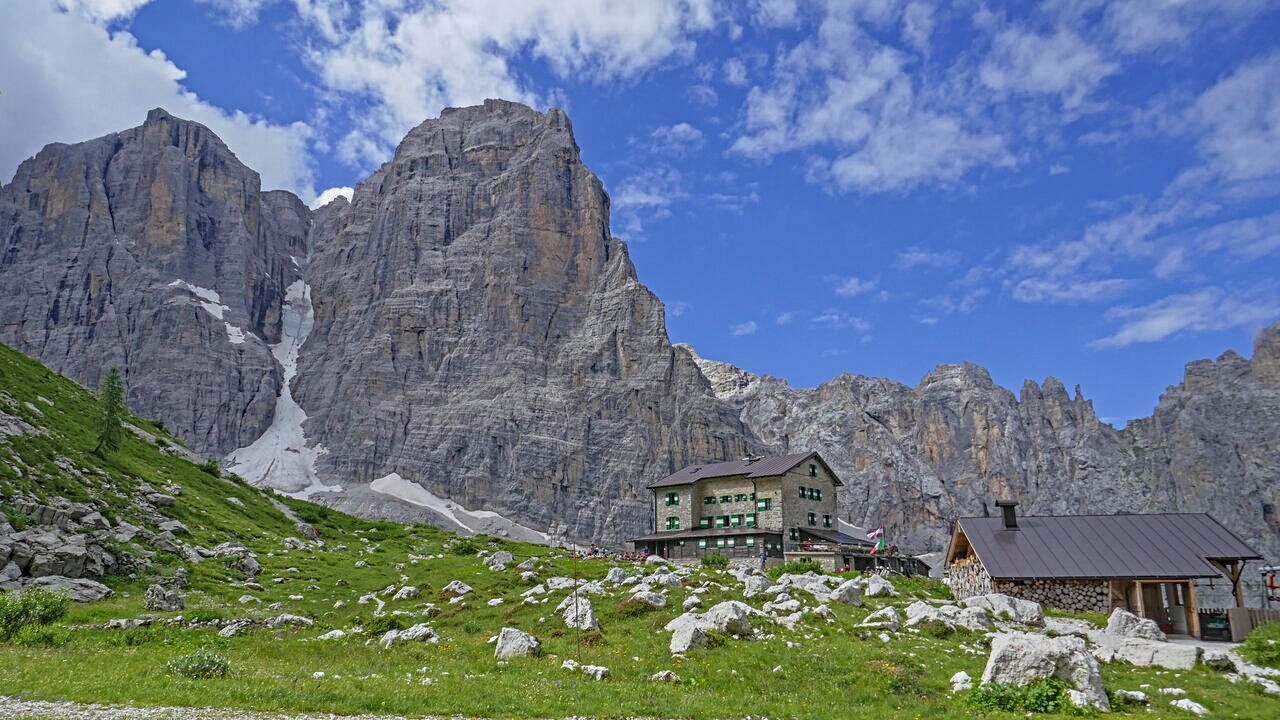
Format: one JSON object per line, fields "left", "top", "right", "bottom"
{"left": 870, "top": 537, "right": 887, "bottom": 555}
{"left": 866, "top": 526, "right": 884, "bottom": 540}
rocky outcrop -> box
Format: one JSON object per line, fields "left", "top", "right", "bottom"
{"left": 293, "top": 100, "right": 752, "bottom": 541}
{"left": 0, "top": 109, "right": 305, "bottom": 454}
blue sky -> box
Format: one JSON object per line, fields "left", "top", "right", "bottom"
{"left": 3, "top": 1, "right": 1279, "bottom": 424}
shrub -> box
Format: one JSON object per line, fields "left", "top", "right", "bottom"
{"left": 0, "top": 588, "right": 70, "bottom": 641}
{"left": 766, "top": 559, "right": 824, "bottom": 579}
{"left": 964, "top": 679, "right": 1075, "bottom": 714}
{"left": 449, "top": 539, "right": 479, "bottom": 556}
{"left": 1, "top": 504, "right": 33, "bottom": 531}
{"left": 167, "top": 647, "right": 230, "bottom": 679}
{"left": 1241, "top": 622, "right": 1280, "bottom": 669}
{"left": 699, "top": 551, "right": 729, "bottom": 569}
{"left": 198, "top": 457, "right": 221, "bottom": 477}
{"left": 615, "top": 598, "right": 661, "bottom": 617}
{"left": 363, "top": 615, "right": 408, "bottom": 635}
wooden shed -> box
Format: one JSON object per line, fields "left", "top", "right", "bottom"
{"left": 945, "top": 502, "right": 1261, "bottom": 638}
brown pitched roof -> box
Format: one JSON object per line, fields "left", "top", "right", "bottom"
{"left": 953, "top": 513, "right": 1261, "bottom": 580}
{"left": 646, "top": 451, "right": 841, "bottom": 489}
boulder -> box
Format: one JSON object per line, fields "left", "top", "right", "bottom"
{"left": 743, "top": 575, "right": 773, "bottom": 599}
{"left": 442, "top": 580, "right": 473, "bottom": 596}
{"left": 604, "top": 567, "right": 632, "bottom": 585}
{"left": 158, "top": 520, "right": 189, "bottom": 535}
{"left": 650, "top": 670, "right": 680, "bottom": 682}
{"left": 630, "top": 591, "right": 666, "bottom": 608}
{"left": 1170, "top": 698, "right": 1209, "bottom": 715}
{"left": 392, "top": 586, "right": 420, "bottom": 600}
{"left": 144, "top": 584, "right": 185, "bottom": 612}
{"left": 494, "top": 627, "right": 541, "bottom": 659}
{"left": 380, "top": 623, "right": 438, "bottom": 648}
{"left": 23, "top": 575, "right": 112, "bottom": 602}
{"left": 981, "top": 631, "right": 1109, "bottom": 712}
{"left": 960, "top": 593, "right": 1043, "bottom": 626}
{"left": 830, "top": 579, "right": 863, "bottom": 606}
{"left": 950, "top": 670, "right": 973, "bottom": 693}
{"left": 487, "top": 550, "right": 514, "bottom": 569}
{"left": 645, "top": 555, "right": 668, "bottom": 565}
{"left": 682, "top": 596, "right": 703, "bottom": 611}
{"left": 265, "top": 613, "right": 314, "bottom": 628}
{"left": 863, "top": 574, "right": 896, "bottom": 597}
{"left": 1093, "top": 637, "right": 1201, "bottom": 670}
{"left": 858, "top": 606, "right": 901, "bottom": 631}
{"left": 219, "top": 620, "right": 254, "bottom": 637}
{"left": 1104, "top": 607, "right": 1166, "bottom": 641}
{"left": 665, "top": 613, "right": 712, "bottom": 654}
{"left": 581, "top": 664, "right": 609, "bottom": 680}
{"left": 558, "top": 595, "right": 598, "bottom": 631}
{"left": 904, "top": 601, "right": 992, "bottom": 631}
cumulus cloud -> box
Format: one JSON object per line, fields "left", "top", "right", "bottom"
{"left": 56, "top": 0, "right": 154, "bottom": 23}
{"left": 833, "top": 276, "right": 877, "bottom": 297}
{"left": 1, "top": 3, "right": 316, "bottom": 200}
{"left": 649, "top": 122, "right": 704, "bottom": 154}
{"left": 291, "top": 0, "right": 716, "bottom": 170}
{"left": 979, "top": 27, "right": 1119, "bottom": 111}
{"left": 775, "top": 311, "right": 797, "bottom": 325}
{"left": 1091, "top": 287, "right": 1280, "bottom": 348}
{"left": 730, "top": 320, "right": 759, "bottom": 336}
{"left": 731, "top": 4, "right": 1010, "bottom": 193}
{"left": 811, "top": 309, "right": 870, "bottom": 331}
{"left": 1187, "top": 52, "right": 1280, "bottom": 189}
{"left": 610, "top": 167, "right": 686, "bottom": 236}
{"left": 311, "top": 186, "right": 354, "bottom": 209}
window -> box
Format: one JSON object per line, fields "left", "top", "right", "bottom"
{"left": 816, "top": 488, "right": 823, "bottom": 501}
{"left": 731, "top": 514, "right": 744, "bottom": 527}
{"left": 788, "top": 527, "right": 799, "bottom": 541}
{"left": 745, "top": 536, "right": 756, "bottom": 547}
{"left": 809, "top": 463, "right": 817, "bottom": 477}
{"left": 823, "top": 514, "right": 832, "bottom": 528}
{"left": 745, "top": 513, "right": 756, "bottom": 527}
{"left": 698, "top": 538, "right": 707, "bottom": 549}
{"left": 716, "top": 515, "right": 730, "bottom": 528}
{"left": 665, "top": 516, "right": 680, "bottom": 530}
{"left": 734, "top": 493, "right": 747, "bottom": 502}
{"left": 750, "top": 492, "right": 756, "bottom": 500}
{"left": 677, "top": 540, "right": 685, "bottom": 546}
{"left": 807, "top": 511, "right": 816, "bottom": 526}
{"left": 798, "top": 485, "right": 807, "bottom": 499}
{"left": 716, "top": 537, "right": 726, "bottom": 548}
{"left": 720, "top": 495, "right": 732, "bottom": 504}
{"left": 699, "top": 516, "right": 712, "bottom": 528}
{"left": 726, "top": 537, "right": 736, "bottom": 548}
{"left": 665, "top": 492, "right": 679, "bottom": 506}
{"left": 704, "top": 496, "right": 716, "bottom": 505}
{"left": 756, "top": 498, "right": 772, "bottom": 511}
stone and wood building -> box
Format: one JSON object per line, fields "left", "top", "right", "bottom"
{"left": 629, "top": 452, "right": 873, "bottom": 567}
{"left": 946, "top": 501, "right": 1262, "bottom": 638}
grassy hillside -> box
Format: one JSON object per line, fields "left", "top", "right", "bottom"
{"left": 1, "top": 343, "right": 1277, "bottom": 719}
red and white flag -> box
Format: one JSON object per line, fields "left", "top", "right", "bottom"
{"left": 866, "top": 526, "right": 884, "bottom": 540}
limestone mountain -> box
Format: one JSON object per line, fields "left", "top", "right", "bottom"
{"left": 686, "top": 323, "right": 1280, "bottom": 560}
{"left": 1, "top": 102, "right": 1275, "bottom": 558}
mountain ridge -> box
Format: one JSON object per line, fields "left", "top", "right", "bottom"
{"left": 1, "top": 102, "right": 1275, "bottom": 561}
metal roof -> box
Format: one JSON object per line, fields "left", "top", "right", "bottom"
{"left": 801, "top": 528, "right": 874, "bottom": 547}
{"left": 646, "top": 452, "right": 842, "bottom": 489}
{"left": 955, "top": 513, "right": 1262, "bottom": 580}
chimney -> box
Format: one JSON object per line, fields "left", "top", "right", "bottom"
{"left": 995, "top": 500, "right": 1019, "bottom": 530}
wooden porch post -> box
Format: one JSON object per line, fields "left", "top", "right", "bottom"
{"left": 1185, "top": 581, "right": 1201, "bottom": 638}
{"left": 1208, "top": 560, "right": 1246, "bottom": 608}
{"left": 1134, "top": 580, "right": 1146, "bottom": 618}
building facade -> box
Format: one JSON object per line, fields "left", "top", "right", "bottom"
{"left": 630, "top": 452, "right": 868, "bottom": 564}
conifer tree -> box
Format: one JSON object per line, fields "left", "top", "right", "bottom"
{"left": 93, "top": 366, "right": 125, "bottom": 456}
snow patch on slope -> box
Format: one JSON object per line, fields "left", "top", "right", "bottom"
{"left": 168, "top": 279, "right": 252, "bottom": 345}
{"left": 225, "top": 280, "right": 340, "bottom": 500}
{"left": 370, "top": 472, "right": 550, "bottom": 544}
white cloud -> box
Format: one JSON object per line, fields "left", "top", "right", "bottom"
{"left": 979, "top": 27, "right": 1119, "bottom": 111}
{"left": 723, "top": 58, "right": 749, "bottom": 86}
{"left": 896, "top": 246, "right": 960, "bottom": 269}
{"left": 1012, "top": 278, "right": 1133, "bottom": 304}
{"left": 1188, "top": 52, "right": 1280, "bottom": 188}
{"left": 0, "top": 3, "right": 316, "bottom": 200}
{"left": 1091, "top": 287, "right": 1280, "bottom": 348}
{"left": 900, "top": 1, "right": 934, "bottom": 54}
{"left": 811, "top": 309, "right": 870, "bottom": 331}
{"left": 194, "top": 0, "right": 269, "bottom": 29}
{"left": 730, "top": 320, "right": 759, "bottom": 336}
{"left": 833, "top": 276, "right": 877, "bottom": 297}
{"left": 775, "top": 311, "right": 796, "bottom": 325}
{"left": 311, "top": 186, "right": 354, "bottom": 209}
{"left": 56, "top": 0, "right": 153, "bottom": 23}
{"left": 649, "top": 122, "right": 704, "bottom": 154}
{"left": 610, "top": 167, "right": 686, "bottom": 236}
{"left": 294, "top": 0, "right": 716, "bottom": 170}
{"left": 731, "top": 5, "right": 1010, "bottom": 193}
{"left": 1100, "top": 0, "right": 1273, "bottom": 54}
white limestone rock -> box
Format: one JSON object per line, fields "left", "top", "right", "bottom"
{"left": 392, "top": 585, "right": 420, "bottom": 600}
{"left": 743, "top": 574, "right": 773, "bottom": 599}
{"left": 1105, "top": 607, "right": 1167, "bottom": 641}
{"left": 442, "top": 580, "right": 473, "bottom": 596}
{"left": 960, "top": 593, "right": 1043, "bottom": 626}
{"left": 1170, "top": 698, "right": 1209, "bottom": 715}
{"left": 981, "top": 631, "right": 1109, "bottom": 712}
{"left": 830, "top": 579, "right": 863, "bottom": 606}
{"left": 494, "top": 627, "right": 541, "bottom": 659}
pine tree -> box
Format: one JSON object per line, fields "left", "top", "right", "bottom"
{"left": 93, "top": 366, "right": 125, "bottom": 456}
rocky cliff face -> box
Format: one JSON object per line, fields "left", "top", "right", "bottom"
{"left": 688, "top": 326, "right": 1280, "bottom": 559}
{"left": 0, "top": 109, "right": 304, "bottom": 454}
{"left": 1, "top": 103, "right": 1275, "bottom": 555}
{"left": 293, "top": 100, "right": 751, "bottom": 541}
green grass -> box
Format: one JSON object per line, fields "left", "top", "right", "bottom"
{"left": 2, "top": 342, "right": 1280, "bottom": 718}
{"left": 1241, "top": 621, "right": 1280, "bottom": 669}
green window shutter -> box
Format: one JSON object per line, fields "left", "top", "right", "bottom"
{"left": 807, "top": 512, "right": 816, "bottom": 525}
{"left": 798, "top": 485, "right": 806, "bottom": 499}
{"left": 788, "top": 527, "right": 798, "bottom": 541}
{"left": 705, "top": 496, "right": 716, "bottom": 505}
{"left": 823, "top": 515, "right": 831, "bottom": 528}
{"left": 698, "top": 539, "right": 706, "bottom": 549}
{"left": 746, "top": 513, "right": 756, "bottom": 526}
{"left": 726, "top": 537, "right": 736, "bottom": 548}
{"left": 809, "top": 463, "right": 817, "bottom": 477}
{"left": 745, "top": 536, "right": 755, "bottom": 547}
{"left": 720, "top": 495, "right": 732, "bottom": 503}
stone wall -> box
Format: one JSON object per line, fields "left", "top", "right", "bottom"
{"left": 992, "top": 579, "right": 1111, "bottom": 613}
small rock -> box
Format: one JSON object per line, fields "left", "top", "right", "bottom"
{"left": 443, "top": 580, "right": 473, "bottom": 596}
{"left": 1170, "top": 698, "right": 1209, "bottom": 715}
{"left": 950, "top": 670, "right": 973, "bottom": 693}
{"left": 392, "top": 586, "right": 420, "bottom": 600}
{"left": 494, "top": 627, "right": 541, "bottom": 659}
{"left": 650, "top": 670, "right": 679, "bottom": 682}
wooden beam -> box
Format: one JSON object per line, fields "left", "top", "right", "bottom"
{"left": 1134, "top": 580, "right": 1146, "bottom": 618}
{"left": 1186, "top": 581, "right": 1201, "bottom": 638}
{"left": 1207, "top": 559, "right": 1246, "bottom": 608}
